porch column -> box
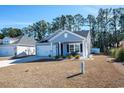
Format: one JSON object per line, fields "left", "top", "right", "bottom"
{"left": 82, "top": 40, "right": 85, "bottom": 58}
{"left": 50, "top": 42, "right": 53, "bottom": 57}
{"left": 82, "top": 41, "right": 83, "bottom": 57}
{"left": 85, "top": 43, "right": 88, "bottom": 57}
{"left": 59, "top": 42, "right": 61, "bottom": 56}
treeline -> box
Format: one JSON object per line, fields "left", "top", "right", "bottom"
{"left": 0, "top": 27, "right": 22, "bottom": 38}
{"left": 0, "top": 8, "right": 124, "bottom": 52}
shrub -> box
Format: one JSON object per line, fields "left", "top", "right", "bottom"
{"left": 115, "top": 48, "right": 124, "bottom": 62}
{"left": 55, "top": 55, "right": 60, "bottom": 59}
{"left": 109, "top": 48, "right": 117, "bottom": 57}
{"left": 70, "top": 52, "right": 79, "bottom": 56}
{"left": 48, "top": 55, "right": 51, "bottom": 57}
{"left": 62, "top": 56, "right": 66, "bottom": 58}
{"left": 75, "top": 55, "right": 80, "bottom": 59}
{"left": 67, "top": 55, "right": 73, "bottom": 59}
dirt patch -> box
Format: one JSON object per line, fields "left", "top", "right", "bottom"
{"left": 0, "top": 57, "right": 12, "bottom": 61}
{"left": 0, "top": 55, "right": 124, "bottom": 88}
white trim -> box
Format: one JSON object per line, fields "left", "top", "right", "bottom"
{"left": 59, "top": 42, "right": 61, "bottom": 56}
{"left": 49, "top": 30, "right": 86, "bottom": 42}
{"left": 68, "top": 43, "right": 81, "bottom": 53}
{"left": 82, "top": 40, "right": 83, "bottom": 57}
{"left": 49, "top": 30, "right": 65, "bottom": 41}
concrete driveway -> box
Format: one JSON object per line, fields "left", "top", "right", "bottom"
{"left": 0, "top": 56, "right": 42, "bottom": 68}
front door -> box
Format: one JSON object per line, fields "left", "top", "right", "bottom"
{"left": 61, "top": 44, "right": 63, "bottom": 56}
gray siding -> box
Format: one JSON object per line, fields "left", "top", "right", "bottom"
{"left": 50, "top": 32, "right": 84, "bottom": 43}
{"left": 63, "top": 43, "right": 67, "bottom": 56}
{"left": 37, "top": 31, "right": 91, "bottom": 58}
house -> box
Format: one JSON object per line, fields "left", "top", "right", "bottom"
{"left": 0, "top": 36, "right": 22, "bottom": 57}
{"left": 16, "top": 35, "right": 36, "bottom": 57}
{"left": 120, "top": 39, "right": 124, "bottom": 47}
{"left": 36, "top": 29, "right": 91, "bottom": 58}
{"left": 2, "top": 37, "right": 19, "bottom": 45}
{"left": 0, "top": 35, "right": 36, "bottom": 57}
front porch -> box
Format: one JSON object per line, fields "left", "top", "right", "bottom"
{"left": 50, "top": 41, "right": 88, "bottom": 58}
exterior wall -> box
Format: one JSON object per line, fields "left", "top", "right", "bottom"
{"left": 50, "top": 31, "right": 83, "bottom": 43}
{"left": 36, "top": 43, "right": 57, "bottom": 56}
{"left": 2, "top": 37, "right": 10, "bottom": 44}
{"left": 36, "top": 31, "right": 91, "bottom": 58}
{"left": 0, "top": 45, "right": 16, "bottom": 56}
{"left": 16, "top": 46, "right": 35, "bottom": 57}
{"left": 63, "top": 43, "right": 67, "bottom": 56}
{"left": 0, "top": 39, "right": 2, "bottom": 44}
{"left": 2, "top": 37, "right": 18, "bottom": 44}
{"left": 36, "top": 40, "right": 90, "bottom": 58}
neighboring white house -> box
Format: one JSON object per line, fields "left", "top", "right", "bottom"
{"left": 0, "top": 35, "right": 36, "bottom": 57}
{"left": 0, "top": 45, "right": 16, "bottom": 57}
{"left": 0, "top": 36, "right": 21, "bottom": 56}
{"left": 16, "top": 35, "right": 36, "bottom": 57}
{"left": 36, "top": 29, "right": 91, "bottom": 58}
{"left": 2, "top": 37, "right": 19, "bottom": 45}
{"left": 120, "top": 39, "right": 124, "bottom": 47}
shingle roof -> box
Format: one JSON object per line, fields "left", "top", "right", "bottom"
{"left": 41, "top": 29, "right": 62, "bottom": 42}
{"left": 16, "top": 35, "right": 36, "bottom": 46}
{"left": 74, "top": 30, "right": 89, "bottom": 37}
{"left": 40, "top": 29, "right": 90, "bottom": 43}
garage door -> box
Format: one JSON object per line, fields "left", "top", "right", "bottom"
{"left": 36, "top": 45, "right": 56, "bottom": 56}
{"left": 16, "top": 46, "right": 35, "bottom": 57}
{"left": 0, "top": 46, "right": 15, "bottom": 56}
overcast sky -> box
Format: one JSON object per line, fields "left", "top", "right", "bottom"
{"left": 0, "top": 5, "right": 123, "bottom": 29}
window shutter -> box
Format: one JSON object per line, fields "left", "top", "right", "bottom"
{"left": 80, "top": 44, "right": 82, "bottom": 52}
{"left": 67, "top": 44, "right": 69, "bottom": 52}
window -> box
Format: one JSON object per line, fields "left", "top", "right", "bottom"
{"left": 64, "top": 33, "right": 68, "bottom": 38}
{"left": 69, "top": 44, "right": 74, "bottom": 53}
{"left": 69, "top": 43, "right": 80, "bottom": 53}
{"left": 75, "top": 43, "right": 80, "bottom": 52}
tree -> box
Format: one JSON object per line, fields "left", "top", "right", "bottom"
{"left": 74, "top": 14, "right": 84, "bottom": 31}
{"left": 32, "top": 20, "right": 48, "bottom": 40}
{"left": 109, "top": 8, "right": 121, "bottom": 47}
{"left": 46, "top": 22, "right": 52, "bottom": 36}
{"left": 0, "top": 7, "right": 122, "bottom": 53}
{"left": 7, "top": 28, "right": 22, "bottom": 37}
{"left": 1, "top": 28, "right": 11, "bottom": 36}
{"left": 87, "top": 14, "right": 96, "bottom": 47}
{"left": 60, "top": 15, "right": 66, "bottom": 30}
{"left": 1, "top": 27, "right": 22, "bottom": 37}
{"left": 65, "top": 15, "right": 74, "bottom": 31}
{"left": 52, "top": 17, "right": 61, "bottom": 31}
{"left": 119, "top": 14, "right": 124, "bottom": 33}
{"left": 0, "top": 33, "right": 4, "bottom": 39}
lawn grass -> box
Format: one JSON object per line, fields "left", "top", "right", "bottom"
{"left": 0, "top": 55, "right": 124, "bottom": 88}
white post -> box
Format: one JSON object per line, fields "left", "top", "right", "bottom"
{"left": 82, "top": 40, "right": 84, "bottom": 57}
{"left": 83, "top": 40, "right": 86, "bottom": 58}
{"left": 50, "top": 42, "right": 53, "bottom": 57}
{"left": 80, "top": 61, "right": 85, "bottom": 74}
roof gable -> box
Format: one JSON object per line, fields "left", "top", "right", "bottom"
{"left": 17, "top": 35, "right": 36, "bottom": 46}
{"left": 40, "top": 29, "right": 89, "bottom": 43}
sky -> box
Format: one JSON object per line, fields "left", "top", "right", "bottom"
{"left": 0, "top": 5, "right": 124, "bottom": 29}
